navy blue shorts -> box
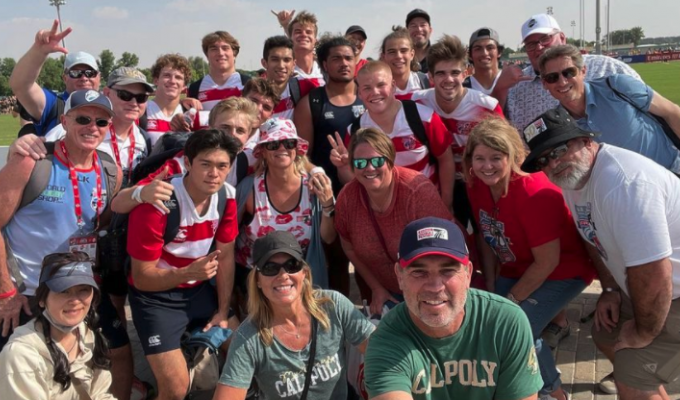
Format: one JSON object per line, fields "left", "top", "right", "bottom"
{"left": 128, "top": 282, "right": 232, "bottom": 355}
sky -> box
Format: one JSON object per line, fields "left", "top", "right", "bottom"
{"left": 1, "top": 0, "right": 677, "bottom": 71}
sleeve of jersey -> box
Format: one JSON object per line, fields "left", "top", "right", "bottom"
{"left": 517, "top": 177, "right": 565, "bottom": 248}
{"left": 216, "top": 192, "right": 238, "bottom": 244}
{"left": 138, "top": 158, "right": 183, "bottom": 185}
{"left": 492, "top": 103, "right": 505, "bottom": 118}
{"left": 298, "top": 79, "right": 317, "bottom": 97}
{"left": 610, "top": 73, "right": 653, "bottom": 112}
{"left": 127, "top": 204, "right": 166, "bottom": 261}
{"left": 423, "top": 112, "right": 454, "bottom": 157}
{"left": 29, "top": 88, "right": 58, "bottom": 126}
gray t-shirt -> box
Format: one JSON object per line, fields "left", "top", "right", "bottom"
{"left": 219, "top": 290, "right": 374, "bottom": 399}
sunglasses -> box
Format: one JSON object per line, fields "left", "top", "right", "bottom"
{"left": 257, "top": 258, "right": 303, "bottom": 277}
{"left": 353, "top": 156, "right": 386, "bottom": 169}
{"left": 264, "top": 139, "right": 298, "bottom": 151}
{"left": 535, "top": 144, "right": 569, "bottom": 169}
{"left": 524, "top": 33, "right": 556, "bottom": 52}
{"left": 542, "top": 67, "right": 580, "bottom": 84}
{"left": 67, "top": 69, "right": 98, "bottom": 79}
{"left": 69, "top": 115, "right": 110, "bottom": 128}
{"left": 114, "top": 89, "right": 149, "bottom": 104}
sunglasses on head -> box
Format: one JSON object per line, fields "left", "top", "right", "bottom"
{"left": 535, "top": 143, "right": 570, "bottom": 169}
{"left": 114, "top": 89, "right": 149, "bottom": 104}
{"left": 264, "top": 139, "right": 298, "bottom": 151}
{"left": 353, "top": 156, "right": 386, "bottom": 169}
{"left": 257, "top": 258, "right": 303, "bottom": 277}
{"left": 67, "top": 69, "right": 98, "bottom": 79}
{"left": 70, "top": 115, "right": 110, "bottom": 128}
{"left": 542, "top": 67, "right": 580, "bottom": 84}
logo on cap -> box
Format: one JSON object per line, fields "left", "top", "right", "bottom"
{"left": 85, "top": 90, "right": 100, "bottom": 102}
{"left": 417, "top": 227, "right": 448, "bottom": 241}
{"left": 528, "top": 19, "right": 537, "bottom": 28}
{"left": 523, "top": 118, "right": 547, "bottom": 143}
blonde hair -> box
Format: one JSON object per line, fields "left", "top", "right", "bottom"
{"left": 208, "top": 97, "right": 259, "bottom": 129}
{"left": 247, "top": 262, "right": 332, "bottom": 346}
{"left": 462, "top": 117, "right": 528, "bottom": 195}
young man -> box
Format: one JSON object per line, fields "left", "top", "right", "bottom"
{"left": 523, "top": 109, "right": 680, "bottom": 400}
{"left": 9, "top": 20, "right": 100, "bottom": 136}
{"left": 146, "top": 54, "right": 193, "bottom": 144}
{"left": 127, "top": 129, "right": 241, "bottom": 400}
{"left": 539, "top": 44, "right": 680, "bottom": 174}
{"left": 344, "top": 60, "right": 455, "bottom": 211}
{"left": 364, "top": 217, "right": 542, "bottom": 400}
{"left": 345, "top": 25, "right": 369, "bottom": 76}
{"left": 464, "top": 28, "right": 504, "bottom": 95}
{"left": 406, "top": 9, "right": 433, "bottom": 73}
{"left": 273, "top": 10, "right": 325, "bottom": 87}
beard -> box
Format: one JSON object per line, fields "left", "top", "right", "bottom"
{"left": 548, "top": 147, "right": 593, "bottom": 190}
{"left": 408, "top": 289, "right": 467, "bottom": 329}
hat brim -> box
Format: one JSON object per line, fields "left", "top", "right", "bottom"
{"left": 254, "top": 137, "right": 309, "bottom": 158}
{"left": 346, "top": 29, "right": 367, "bottom": 39}
{"left": 255, "top": 249, "right": 304, "bottom": 270}
{"left": 108, "top": 78, "right": 155, "bottom": 93}
{"left": 399, "top": 248, "right": 469, "bottom": 268}
{"left": 65, "top": 62, "right": 99, "bottom": 71}
{"left": 522, "top": 27, "right": 556, "bottom": 42}
{"left": 67, "top": 103, "right": 115, "bottom": 117}
{"left": 521, "top": 126, "right": 599, "bottom": 173}
{"left": 45, "top": 275, "right": 99, "bottom": 293}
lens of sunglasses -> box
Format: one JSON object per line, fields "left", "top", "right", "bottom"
{"left": 536, "top": 144, "right": 569, "bottom": 168}
{"left": 353, "top": 156, "right": 386, "bottom": 169}
{"left": 543, "top": 67, "right": 579, "bottom": 84}
{"left": 259, "top": 259, "right": 303, "bottom": 277}
{"left": 116, "top": 89, "right": 149, "bottom": 103}
{"left": 74, "top": 115, "right": 110, "bottom": 128}
{"left": 68, "top": 69, "right": 98, "bottom": 79}
{"left": 264, "top": 139, "right": 298, "bottom": 151}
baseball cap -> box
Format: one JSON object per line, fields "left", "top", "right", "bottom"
{"left": 469, "top": 27, "right": 500, "bottom": 48}
{"left": 406, "top": 8, "right": 430, "bottom": 26}
{"left": 521, "top": 107, "right": 600, "bottom": 172}
{"left": 106, "top": 67, "right": 155, "bottom": 92}
{"left": 345, "top": 25, "right": 367, "bottom": 39}
{"left": 39, "top": 260, "right": 99, "bottom": 293}
{"left": 522, "top": 14, "right": 561, "bottom": 42}
{"left": 398, "top": 217, "right": 469, "bottom": 268}
{"left": 252, "top": 231, "right": 304, "bottom": 270}
{"left": 64, "top": 51, "right": 99, "bottom": 71}
{"left": 255, "top": 118, "right": 309, "bottom": 157}
{"left": 64, "top": 89, "right": 114, "bottom": 117}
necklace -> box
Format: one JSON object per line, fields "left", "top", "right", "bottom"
{"left": 278, "top": 324, "right": 301, "bottom": 339}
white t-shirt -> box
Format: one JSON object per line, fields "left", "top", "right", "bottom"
{"left": 395, "top": 72, "right": 426, "bottom": 98}
{"left": 468, "top": 73, "right": 501, "bottom": 96}
{"left": 562, "top": 144, "right": 680, "bottom": 299}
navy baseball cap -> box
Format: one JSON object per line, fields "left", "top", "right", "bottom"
{"left": 39, "top": 260, "right": 99, "bottom": 293}
{"left": 398, "top": 217, "right": 469, "bottom": 267}
{"left": 64, "top": 89, "right": 114, "bottom": 117}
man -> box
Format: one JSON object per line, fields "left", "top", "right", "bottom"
{"left": 406, "top": 8, "right": 433, "bottom": 73}
{"left": 522, "top": 108, "right": 680, "bottom": 400}
{"left": 345, "top": 25, "right": 369, "bottom": 76}
{"left": 499, "top": 13, "right": 640, "bottom": 132}
{"left": 464, "top": 28, "right": 504, "bottom": 95}
{"left": 9, "top": 20, "right": 100, "bottom": 136}
{"left": 0, "top": 90, "right": 135, "bottom": 400}
{"left": 344, "top": 61, "right": 455, "bottom": 212}
{"left": 146, "top": 54, "right": 193, "bottom": 144}
{"left": 273, "top": 10, "right": 325, "bottom": 87}
{"left": 539, "top": 44, "right": 680, "bottom": 173}
{"left": 127, "top": 129, "right": 240, "bottom": 400}
{"left": 364, "top": 217, "right": 542, "bottom": 400}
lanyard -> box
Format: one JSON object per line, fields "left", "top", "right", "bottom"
{"left": 109, "top": 125, "right": 135, "bottom": 180}
{"left": 59, "top": 141, "right": 102, "bottom": 228}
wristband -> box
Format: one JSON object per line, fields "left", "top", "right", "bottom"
{"left": 310, "top": 166, "right": 325, "bottom": 176}
{"left": 132, "top": 185, "right": 144, "bottom": 203}
{"left": 0, "top": 287, "right": 17, "bottom": 300}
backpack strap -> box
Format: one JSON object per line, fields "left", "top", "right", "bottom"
{"left": 400, "top": 99, "right": 436, "bottom": 164}
{"left": 18, "top": 142, "right": 56, "bottom": 210}
{"left": 188, "top": 77, "right": 204, "bottom": 100}
{"left": 308, "top": 87, "right": 324, "bottom": 134}
{"left": 350, "top": 118, "right": 361, "bottom": 135}
{"left": 235, "top": 151, "right": 249, "bottom": 185}
{"left": 239, "top": 72, "right": 252, "bottom": 86}
{"left": 96, "top": 149, "right": 120, "bottom": 199}
{"left": 462, "top": 76, "right": 472, "bottom": 89}
{"left": 416, "top": 72, "right": 431, "bottom": 89}
{"left": 288, "top": 78, "right": 302, "bottom": 107}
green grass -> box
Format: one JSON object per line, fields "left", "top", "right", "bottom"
{"left": 0, "top": 114, "right": 21, "bottom": 146}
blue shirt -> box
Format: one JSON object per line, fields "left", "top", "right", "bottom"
{"left": 576, "top": 74, "right": 680, "bottom": 173}
{"left": 26, "top": 89, "right": 70, "bottom": 136}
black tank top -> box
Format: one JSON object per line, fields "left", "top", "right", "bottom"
{"left": 309, "top": 86, "right": 365, "bottom": 195}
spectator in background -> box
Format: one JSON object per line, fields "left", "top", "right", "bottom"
{"left": 405, "top": 8, "right": 433, "bottom": 73}
{"left": 345, "top": 25, "right": 369, "bottom": 76}
{"left": 464, "top": 28, "right": 504, "bottom": 96}
{"left": 380, "top": 27, "right": 430, "bottom": 100}
{"left": 272, "top": 9, "right": 325, "bottom": 87}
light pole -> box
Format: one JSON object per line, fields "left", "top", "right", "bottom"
{"left": 48, "top": 0, "right": 66, "bottom": 48}
{"left": 571, "top": 21, "right": 576, "bottom": 39}
{"left": 547, "top": 6, "right": 553, "bottom": 15}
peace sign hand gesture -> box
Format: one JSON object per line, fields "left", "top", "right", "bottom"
{"left": 33, "top": 19, "right": 72, "bottom": 56}
{"left": 327, "top": 131, "right": 349, "bottom": 168}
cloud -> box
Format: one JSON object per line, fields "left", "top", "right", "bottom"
{"left": 92, "top": 7, "right": 129, "bottom": 19}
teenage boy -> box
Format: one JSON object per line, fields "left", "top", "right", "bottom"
{"left": 146, "top": 54, "right": 193, "bottom": 144}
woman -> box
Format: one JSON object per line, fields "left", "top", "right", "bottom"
{"left": 235, "top": 118, "right": 336, "bottom": 291}
{"left": 380, "top": 27, "right": 429, "bottom": 99}
{"left": 334, "top": 127, "right": 453, "bottom": 316}
{"left": 214, "top": 231, "right": 374, "bottom": 400}
{"left": 0, "top": 252, "right": 114, "bottom": 400}
{"left": 463, "top": 117, "right": 596, "bottom": 400}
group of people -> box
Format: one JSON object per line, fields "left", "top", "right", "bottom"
{"left": 0, "top": 6, "right": 679, "bottom": 400}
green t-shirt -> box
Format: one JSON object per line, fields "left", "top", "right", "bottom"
{"left": 219, "top": 290, "right": 374, "bottom": 399}
{"left": 365, "top": 289, "right": 542, "bottom": 400}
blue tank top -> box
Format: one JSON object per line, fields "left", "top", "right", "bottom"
{"left": 4, "top": 153, "right": 108, "bottom": 295}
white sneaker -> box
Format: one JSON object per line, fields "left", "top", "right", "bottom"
{"left": 598, "top": 372, "right": 618, "bottom": 394}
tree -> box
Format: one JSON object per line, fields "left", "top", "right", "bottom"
{"left": 188, "top": 56, "right": 208, "bottom": 82}
{"left": 139, "top": 68, "right": 153, "bottom": 84}
{"left": 0, "top": 58, "right": 16, "bottom": 79}
{"left": 629, "top": 26, "right": 645, "bottom": 47}
{"left": 0, "top": 75, "right": 11, "bottom": 96}
{"left": 501, "top": 46, "right": 515, "bottom": 58}
{"left": 115, "top": 52, "right": 139, "bottom": 69}
{"left": 37, "top": 58, "right": 65, "bottom": 92}
{"left": 98, "top": 49, "right": 116, "bottom": 82}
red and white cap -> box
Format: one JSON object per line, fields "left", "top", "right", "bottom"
{"left": 255, "top": 118, "right": 309, "bottom": 157}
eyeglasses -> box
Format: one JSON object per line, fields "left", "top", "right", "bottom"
{"left": 353, "top": 156, "right": 386, "bottom": 169}
{"left": 67, "top": 69, "right": 99, "bottom": 79}
{"left": 535, "top": 144, "right": 569, "bottom": 169}
{"left": 257, "top": 258, "right": 304, "bottom": 277}
{"left": 264, "top": 139, "right": 298, "bottom": 151}
{"left": 69, "top": 115, "right": 110, "bottom": 128}
{"left": 524, "top": 33, "right": 556, "bottom": 52}
{"left": 542, "top": 67, "right": 580, "bottom": 84}
{"left": 114, "top": 89, "right": 149, "bottom": 104}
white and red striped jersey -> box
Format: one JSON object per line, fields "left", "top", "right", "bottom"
{"left": 194, "top": 73, "right": 248, "bottom": 129}
{"left": 145, "top": 100, "right": 183, "bottom": 145}
{"left": 127, "top": 176, "right": 238, "bottom": 289}
{"left": 346, "top": 102, "right": 452, "bottom": 183}
{"left": 272, "top": 78, "right": 317, "bottom": 120}
{"left": 394, "top": 72, "right": 427, "bottom": 101}
{"left": 294, "top": 61, "right": 325, "bottom": 88}
{"left": 409, "top": 88, "right": 504, "bottom": 179}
